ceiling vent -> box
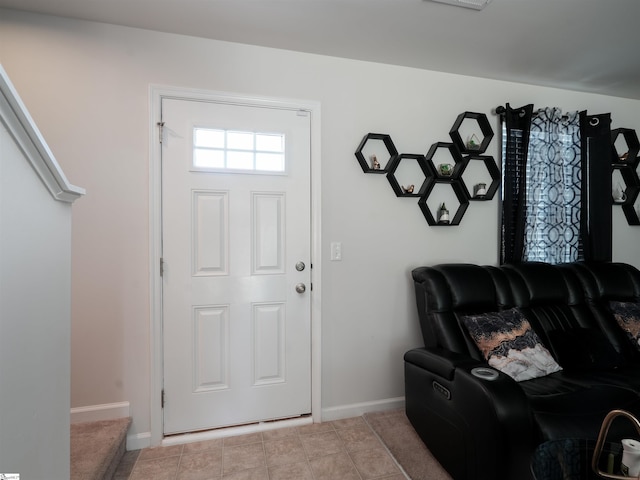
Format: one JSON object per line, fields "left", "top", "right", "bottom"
{"left": 428, "top": 0, "right": 493, "bottom": 10}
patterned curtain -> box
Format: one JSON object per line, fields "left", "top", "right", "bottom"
{"left": 580, "top": 112, "right": 613, "bottom": 262}
{"left": 500, "top": 104, "right": 533, "bottom": 264}
{"left": 522, "top": 108, "right": 582, "bottom": 263}
{"left": 500, "top": 105, "right": 612, "bottom": 265}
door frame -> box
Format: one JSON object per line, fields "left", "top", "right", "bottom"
{"left": 149, "top": 85, "right": 322, "bottom": 446}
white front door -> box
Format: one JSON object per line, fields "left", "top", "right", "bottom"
{"left": 161, "top": 98, "right": 312, "bottom": 435}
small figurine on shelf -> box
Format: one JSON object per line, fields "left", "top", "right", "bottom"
{"left": 620, "top": 151, "right": 629, "bottom": 162}
{"left": 467, "top": 133, "right": 481, "bottom": 150}
{"left": 439, "top": 163, "right": 453, "bottom": 177}
{"left": 613, "top": 183, "right": 627, "bottom": 203}
{"left": 402, "top": 184, "right": 415, "bottom": 194}
{"left": 370, "top": 155, "right": 381, "bottom": 170}
{"left": 438, "top": 203, "right": 450, "bottom": 224}
{"left": 474, "top": 183, "right": 487, "bottom": 198}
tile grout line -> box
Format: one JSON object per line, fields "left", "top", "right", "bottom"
{"left": 176, "top": 444, "right": 185, "bottom": 479}
{"left": 337, "top": 424, "right": 365, "bottom": 480}
{"left": 290, "top": 426, "right": 312, "bottom": 480}
{"left": 223, "top": 432, "right": 264, "bottom": 479}
{"left": 127, "top": 415, "right": 409, "bottom": 480}
{"left": 260, "top": 433, "right": 269, "bottom": 480}
{"left": 332, "top": 419, "right": 366, "bottom": 480}
{"left": 262, "top": 426, "right": 323, "bottom": 480}
{"left": 305, "top": 425, "right": 326, "bottom": 480}
{"left": 173, "top": 446, "right": 181, "bottom": 480}
{"left": 362, "top": 414, "right": 411, "bottom": 480}
{"left": 298, "top": 422, "right": 326, "bottom": 480}
{"left": 126, "top": 451, "right": 140, "bottom": 480}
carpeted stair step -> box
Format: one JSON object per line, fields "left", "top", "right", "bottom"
{"left": 71, "top": 417, "right": 131, "bottom": 480}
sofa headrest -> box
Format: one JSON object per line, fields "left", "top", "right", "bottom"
{"left": 503, "top": 262, "right": 570, "bottom": 306}
{"left": 572, "top": 262, "right": 640, "bottom": 302}
{"left": 413, "top": 264, "right": 500, "bottom": 312}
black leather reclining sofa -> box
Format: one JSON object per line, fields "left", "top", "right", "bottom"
{"left": 405, "top": 261, "right": 640, "bottom": 480}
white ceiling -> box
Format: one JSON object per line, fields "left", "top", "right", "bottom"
{"left": 2, "top": 0, "right": 639, "bottom": 100}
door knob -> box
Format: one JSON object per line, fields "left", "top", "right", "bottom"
{"left": 295, "top": 283, "right": 306, "bottom": 294}
{"left": 295, "top": 261, "right": 306, "bottom": 272}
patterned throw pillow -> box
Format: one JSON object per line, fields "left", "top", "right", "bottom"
{"left": 460, "top": 307, "right": 562, "bottom": 382}
{"left": 609, "top": 301, "right": 640, "bottom": 349}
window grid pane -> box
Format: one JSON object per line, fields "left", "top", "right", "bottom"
{"left": 195, "top": 128, "right": 225, "bottom": 148}
{"left": 256, "top": 134, "right": 284, "bottom": 152}
{"left": 193, "top": 128, "right": 285, "bottom": 172}
{"left": 227, "top": 151, "right": 254, "bottom": 170}
{"left": 227, "top": 131, "right": 255, "bottom": 151}
{"left": 194, "top": 149, "right": 225, "bottom": 169}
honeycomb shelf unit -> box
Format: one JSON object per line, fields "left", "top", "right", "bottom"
{"left": 611, "top": 127, "right": 640, "bottom": 225}
{"left": 354, "top": 116, "right": 640, "bottom": 227}
{"left": 354, "top": 110, "right": 496, "bottom": 227}
{"left": 448, "top": 112, "right": 499, "bottom": 202}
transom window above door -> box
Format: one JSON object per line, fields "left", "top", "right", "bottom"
{"left": 193, "top": 127, "right": 286, "bottom": 173}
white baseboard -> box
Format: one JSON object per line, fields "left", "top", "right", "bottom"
{"left": 321, "top": 396, "right": 405, "bottom": 422}
{"left": 79, "top": 397, "right": 403, "bottom": 451}
{"left": 127, "top": 431, "right": 152, "bottom": 451}
{"left": 70, "top": 401, "right": 130, "bottom": 424}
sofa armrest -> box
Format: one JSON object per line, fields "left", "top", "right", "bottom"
{"left": 405, "top": 347, "right": 535, "bottom": 480}
{"left": 404, "top": 346, "right": 478, "bottom": 380}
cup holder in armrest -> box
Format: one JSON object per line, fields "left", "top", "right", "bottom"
{"left": 471, "top": 367, "right": 499, "bottom": 381}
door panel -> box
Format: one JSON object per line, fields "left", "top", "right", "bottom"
{"left": 161, "top": 98, "right": 311, "bottom": 434}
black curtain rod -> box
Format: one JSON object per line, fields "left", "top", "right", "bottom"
{"left": 495, "top": 106, "right": 573, "bottom": 120}
{"left": 495, "top": 105, "right": 529, "bottom": 117}
{"left": 494, "top": 105, "right": 529, "bottom": 119}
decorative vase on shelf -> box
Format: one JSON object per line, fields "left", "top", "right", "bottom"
{"left": 439, "top": 163, "right": 453, "bottom": 177}
{"left": 438, "top": 203, "right": 450, "bottom": 224}
{"left": 474, "top": 183, "right": 487, "bottom": 198}
{"left": 467, "top": 133, "right": 481, "bottom": 150}
{"left": 614, "top": 183, "right": 627, "bottom": 203}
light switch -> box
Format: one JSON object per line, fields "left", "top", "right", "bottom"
{"left": 330, "top": 242, "right": 342, "bottom": 261}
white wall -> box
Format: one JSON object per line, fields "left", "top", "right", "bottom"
{"left": 0, "top": 119, "right": 72, "bottom": 479}
{"left": 1, "top": 9, "right": 639, "bottom": 446}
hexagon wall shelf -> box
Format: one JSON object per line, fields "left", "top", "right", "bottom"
{"left": 610, "top": 127, "right": 640, "bottom": 225}
{"left": 425, "top": 142, "right": 465, "bottom": 179}
{"left": 418, "top": 181, "right": 470, "bottom": 226}
{"left": 622, "top": 198, "right": 640, "bottom": 226}
{"left": 611, "top": 128, "right": 639, "bottom": 165}
{"left": 461, "top": 154, "right": 500, "bottom": 201}
{"left": 355, "top": 133, "right": 398, "bottom": 173}
{"left": 612, "top": 167, "right": 639, "bottom": 204}
{"left": 449, "top": 112, "right": 494, "bottom": 154}
{"left": 386, "top": 154, "right": 435, "bottom": 197}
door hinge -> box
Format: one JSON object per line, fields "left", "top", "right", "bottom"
{"left": 160, "top": 257, "right": 164, "bottom": 277}
{"left": 161, "top": 389, "right": 165, "bottom": 409}
{"left": 157, "top": 122, "right": 165, "bottom": 144}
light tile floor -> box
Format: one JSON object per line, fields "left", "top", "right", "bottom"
{"left": 114, "top": 416, "right": 409, "bottom": 480}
